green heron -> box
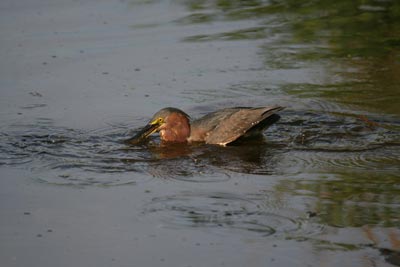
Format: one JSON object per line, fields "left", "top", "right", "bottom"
{"left": 126, "top": 106, "right": 284, "bottom": 146}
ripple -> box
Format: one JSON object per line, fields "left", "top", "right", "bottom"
{"left": 142, "top": 191, "right": 322, "bottom": 237}
{"left": 147, "top": 158, "right": 232, "bottom": 182}
{"left": 326, "top": 149, "right": 400, "bottom": 172}
{"left": 280, "top": 146, "right": 400, "bottom": 176}
{"left": 1, "top": 109, "right": 399, "bottom": 186}
{"left": 0, "top": 122, "right": 155, "bottom": 186}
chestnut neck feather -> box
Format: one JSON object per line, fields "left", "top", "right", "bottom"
{"left": 160, "top": 112, "right": 190, "bottom": 143}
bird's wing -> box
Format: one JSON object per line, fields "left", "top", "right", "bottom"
{"left": 189, "top": 108, "right": 241, "bottom": 142}
{"left": 205, "top": 106, "right": 283, "bottom": 145}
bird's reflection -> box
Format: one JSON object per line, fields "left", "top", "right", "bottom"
{"left": 148, "top": 141, "right": 195, "bottom": 160}
{"left": 137, "top": 136, "right": 283, "bottom": 180}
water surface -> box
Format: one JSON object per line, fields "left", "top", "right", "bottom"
{"left": 1, "top": 0, "right": 399, "bottom": 266}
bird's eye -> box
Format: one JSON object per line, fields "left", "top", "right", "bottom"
{"left": 150, "top": 117, "right": 163, "bottom": 125}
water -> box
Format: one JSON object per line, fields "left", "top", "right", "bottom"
{"left": 1, "top": 0, "right": 400, "bottom": 266}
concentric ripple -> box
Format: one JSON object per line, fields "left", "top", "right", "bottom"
{"left": 272, "top": 109, "right": 400, "bottom": 175}
{"left": 1, "top": 108, "right": 399, "bottom": 186}
{"left": 0, "top": 121, "right": 233, "bottom": 186}
{"left": 0, "top": 121, "right": 156, "bottom": 186}
{"left": 142, "top": 191, "right": 323, "bottom": 237}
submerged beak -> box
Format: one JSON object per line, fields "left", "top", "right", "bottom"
{"left": 126, "top": 121, "right": 161, "bottom": 145}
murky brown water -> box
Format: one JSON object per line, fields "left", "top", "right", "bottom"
{"left": 1, "top": 0, "right": 400, "bottom": 266}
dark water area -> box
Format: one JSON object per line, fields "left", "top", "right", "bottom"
{"left": 1, "top": 0, "right": 400, "bottom": 266}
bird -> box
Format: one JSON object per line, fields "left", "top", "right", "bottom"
{"left": 126, "top": 105, "right": 284, "bottom": 146}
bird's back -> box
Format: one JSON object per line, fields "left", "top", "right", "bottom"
{"left": 189, "top": 106, "right": 284, "bottom": 145}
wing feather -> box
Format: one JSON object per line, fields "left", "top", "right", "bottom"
{"left": 205, "top": 106, "right": 283, "bottom": 145}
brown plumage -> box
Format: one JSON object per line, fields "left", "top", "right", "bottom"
{"left": 126, "top": 106, "right": 284, "bottom": 146}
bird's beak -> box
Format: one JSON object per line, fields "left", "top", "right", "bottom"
{"left": 126, "top": 120, "right": 162, "bottom": 144}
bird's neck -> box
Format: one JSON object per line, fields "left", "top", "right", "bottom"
{"left": 160, "top": 113, "right": 190, "bottom": 143}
